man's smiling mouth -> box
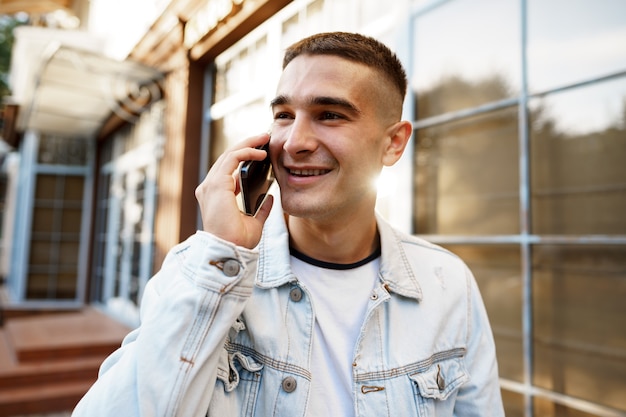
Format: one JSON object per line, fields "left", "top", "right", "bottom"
{"left": 290, "top": 169, "right": 330, "bottom": 177}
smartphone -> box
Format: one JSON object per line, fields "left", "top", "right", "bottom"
{"left": 239, "top": 142, "right": 274, "bottom": 216}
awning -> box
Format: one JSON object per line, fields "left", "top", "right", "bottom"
{"left": 9, "top": 27, "right": 164, "bottom": 139}
{"left": 17, "top": 45, "right": 164, "bottom": 138}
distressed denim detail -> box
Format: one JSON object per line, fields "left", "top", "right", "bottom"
{"left": 215, "top": 348, "right": 264, "bottom": 394}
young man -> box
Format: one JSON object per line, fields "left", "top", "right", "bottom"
{"left": 73, "top": 32, "right": 504, "bottom": 417}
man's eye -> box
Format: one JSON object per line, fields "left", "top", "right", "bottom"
{"left": 321, "top": 112, "right": 341, "bottom": 120}
{"left": 274, "top": 112, "right": 291, "bottom": 120}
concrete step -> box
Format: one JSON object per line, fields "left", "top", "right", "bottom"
{"left": 0, "top": 329, "right": 103, "bottom": 389}
{"left": 4, "top": 308, "right": 129, "bottom": 362}
{"left": 0, "top": 307, "right": 130, "bottom": 416}
{"left": 0, "top": 379, "right": 94, "bottom": 417}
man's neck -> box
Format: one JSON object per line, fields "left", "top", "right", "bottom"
{"left": 286, "top": 211, "right": 380, "bottom": 265}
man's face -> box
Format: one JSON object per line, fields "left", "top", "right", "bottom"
{"left": 269, "top": 54, "right": 394, "bottom": 221}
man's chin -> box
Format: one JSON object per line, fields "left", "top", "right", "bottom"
{"left": 280, "top": 195, "right": 324, "bottom": 219}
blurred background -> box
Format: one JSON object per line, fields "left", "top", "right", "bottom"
{"left": 0, "top": 0, "right": 623, "bottom": 416}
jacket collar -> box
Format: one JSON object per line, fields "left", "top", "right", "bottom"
{"left": 255, "top": 196, "right": 422, "bottom": 302}
{"left": 376, "top": 213, "right": 423, "bottom": 301}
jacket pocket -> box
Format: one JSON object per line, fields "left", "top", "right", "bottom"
{"left": 209, "top": 349, "right": 264, "bottom": 416}
{"left": 409, "top": 357, "right": 469, "bottom": 414}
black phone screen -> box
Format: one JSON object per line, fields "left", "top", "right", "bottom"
{"left": 239, "top": 143, "right": 274, "bottom": 216}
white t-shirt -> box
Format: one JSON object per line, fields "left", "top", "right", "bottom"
{"left": 290, "top": 247, "right": 381, "bottom": 417}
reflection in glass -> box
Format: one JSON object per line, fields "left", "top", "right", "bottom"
{"left": 209, "top": 99, "right": 269, "bottom": 166}
{"left": 281, "top": 12, "right": 300, "bottom": 50}
{"left": 414, "top": 107, "right": 519, "bottom": 235}
{"left": 304, "top": 0, "right": 324, "bottom": 35}
{"left": 501, "top": 390, "right": 525, "bottom": 417}
{"left": 528, "top": 0, "right": 626, "bottom": 93}
{"left": 359, "top": 0, "right": 398, "bottom": 26}
{"left": 530, "top": 77, "right": 626, "bottom": 235}
{"left": 412, "top": 0, "right": 519, "bottom": 119}
{"left": 215, "top": 36, "right": 268, "bottom": 102}
{"left": 442, "top": 245, "right": 523, "bottom": 382}
{"left": 533, "top": 397, "right": 601, "bottom": 417}
{"left": 532, "top": 245, "right": 626, "bottom": 412}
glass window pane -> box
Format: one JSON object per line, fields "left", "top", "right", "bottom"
{"left": 251, "top": 36, "right": 269, "bottom": 87}
{"left": 32, "top": 206, "right": 55, "bottom": 234}
{"left": 528, "top": 0, "right": 626, "bottom": 93}
{"left": 35, "top": 175, "right": 57, "bottom": 200}
{"left": 209, "top": 99, "right": 269, "bottom": 164}
{"left": 61, "top": 208, "right": 83, "bottom": 234}
{"left": 534, "top": 397, "right": 609, "bottom": 417}
{"left": 281, "top": 12, "right": 300, "bottom": 49}
{"left": 26, "top": 274, "right": 50, "bottom": 299}
{"left": 304, "top": 0, "right": 324, "bottom": 34}
{"left": 502, "top": 390, "right": 525, "bottom": 417}
{"left": 38, "top": 135, "right": 87, "bottom": 165}
{"left": 29, "top": 240, "right": 51, "bottom": 265}
{"left": 412, "top": 0, "right": 519, "bottom": 119}
{"left": 57, "top": 272, "right": 77, "bottom": 299}
{"left": 64, "top": 176, "right": 84, "bottom": 201}
{"left": 532, "top": 245, "right": 626, "bottom": 411}
{"left": 359, "top": 0, "right": 400, "bottom": 26}
{"left": 414, "top": 107, "right": 519, "bottom": 235}
{"left": 530, "top": 77, "right": 626, "bottom": 235}
{"left": 59, "top": 241, "right": 80, "bottom": 265}
{"left": 443, "top": 245, "right": 523, "bottom": 382}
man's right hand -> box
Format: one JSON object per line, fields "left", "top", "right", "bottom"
{"left": 195, "top": 133, "right": 274, "bottom": 249}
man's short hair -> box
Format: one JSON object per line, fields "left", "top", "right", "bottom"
{"left": 283, "top": 32, "right": 408, "bottom": 102}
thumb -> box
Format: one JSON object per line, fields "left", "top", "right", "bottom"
{"left": 254, "top": 194, "right": 274, "bottom": 224}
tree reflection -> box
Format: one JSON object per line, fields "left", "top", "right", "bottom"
{"left": 412, "top": 72, "right": 626, "bottom": 236}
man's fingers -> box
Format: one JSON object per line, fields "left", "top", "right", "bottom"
{"left": 254, "top": 194, "right": 274, "bottom": 222}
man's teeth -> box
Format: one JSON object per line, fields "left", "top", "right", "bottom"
{"left": 290, "top": 169, "right": 328, "bottom": 176}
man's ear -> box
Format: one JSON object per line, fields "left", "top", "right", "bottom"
{"left": 382, "top": 120, "right": 413, "bottom": 166}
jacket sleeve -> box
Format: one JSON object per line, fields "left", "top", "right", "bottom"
{"left": 72, "top": 231, "right": 259, "bottom": 417}
{"left": 454, "top": 265, "right": 506, "bottom": 416}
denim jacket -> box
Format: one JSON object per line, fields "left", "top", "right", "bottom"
{"left": 73, "top": 204, "right": 505, "bottom": 417}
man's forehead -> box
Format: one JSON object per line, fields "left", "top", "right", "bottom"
{"left": 274, "top": 56, "right": 375, "bottom": 108}
{"left": 278, "top": 54, "right": 375, "bottom": 87}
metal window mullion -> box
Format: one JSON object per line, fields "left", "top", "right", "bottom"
{"left": 11, "top": 131, "right": 39, "bottom": 301}
{"left": 530, "top": 68, "right": 626, "bottom": 99}
{"left": 138, "top": 160, "right": 159, "bottom": 306}
{"left": 518, "top": 0, "right": 533, "bottom": 415}
{"left": 36, "top": 164, "right": 90, "bottom": 175}
{"left": 75, "top": 138, "right": 95, "bottom": 305}
{"left": 118, "top": 174, "right": 135, "bottom": 301}
{"left": 198, "top": 64, "right": 215, "bottom": 231}
{"left": 500, "top": 379, "right": 626, "bottom": 417}
{"left": 411, "top": 96, "right": 519, "bottom": 130}
{"left": 103, "top": 173, "right": 122, "bottom": 302}
{"left": 416, "top": 234, "right": 626, "bottom": 245}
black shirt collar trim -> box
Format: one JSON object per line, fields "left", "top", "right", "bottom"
{"left": 289, "top": 246, "right": 381, "bottom": 270}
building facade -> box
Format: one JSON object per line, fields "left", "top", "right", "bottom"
{"left": 1, "top": 0, "right": 624, "bottom": 416}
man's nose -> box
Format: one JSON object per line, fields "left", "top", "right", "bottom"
{"left": 282, "top": 118, "right": 318, "bottom": 155}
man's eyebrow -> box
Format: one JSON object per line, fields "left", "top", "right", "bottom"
{"left": 270, "top": 95, "right": 289, "bottom": 107}
{"left": 270, "top": 95, "right": 361, "bottom": 114}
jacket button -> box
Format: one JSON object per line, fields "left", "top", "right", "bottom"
{"left": 289, "top": 287, "right": 303, "bottom": 302}
{"left": 222, "top": 259, "right": 240, "bottom": 277}
{"left": 282, "top": 376, "right": 297, "bottom": 393}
